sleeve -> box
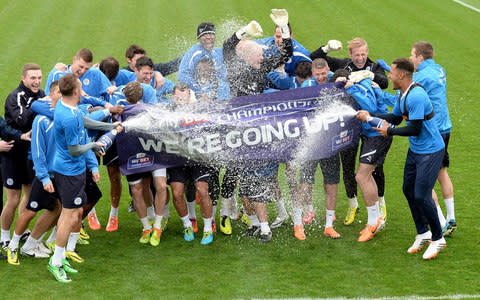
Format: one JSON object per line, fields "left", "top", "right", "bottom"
{"left": 177, "top": 47, "right": 200, "bottom": 92}
{"left": 85, "top": 149, "right": 99, "bottom": 173}
{"left": 156, "top": 78, "right": 175, "bottom": 99}
{"left": 260, "top": 38, "right": 293, "bottom": 74}
{"left": 0, "top": 115, "right": 22, "bottom": 141}
{"left": 141, "top": 84, "right": 158, "bottom": 104}
{"left": 301, "top": 79, "right": 315, "bottom": 88}
{"left": 4, "top": 91, "right": 35, "bottom": 131}
{"left": 154, "top": 55, "right": 183, "bottom": 76}
{"left": 266, "top": 71, "right": 291, "bottom": 90}
{"left": 381, "top": 90, "right": 400, "bottom": 108}
{"left": 82, "top": 115, "right": 115, "bottom": 131}
{"left": 81, "top": 95, "right": 107, "bottom": 107}
{"left": 387, "top": 119, "right": 422, "bottom": 136}
{"left": 213, "top": 49, "right": 230, "bottom": 99}
{"left": 371, "top": 63, "right": 389, "bottom": 89}
{"left": 31, "top": 100, "right": 54, "bottom": 119}
{"left": 113, "top": 69, "right": 136, "bottom": 87}
{"left": 217, "top": 80, "right": 231, "bottom": 100}
{"left": 31, "top": 118, "right": 50, "bottom": 185}
{"left": 310, "top": 46, "right": 350, "bottom": 71}
{"left": 68, "top": 143, "right": 99, "bottom": 157}
{"left": 346, "top": 79, "right": 378, "bottom": 112}
{"left": 223, "top": 33, "right": 241, "bottom": 66}
{"left": 44, "top": 67, "right": 57, "bottom": 95}
{"left": 96, "top": 71, "right": 113, "bottom": 98}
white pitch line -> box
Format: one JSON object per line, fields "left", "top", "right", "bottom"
{"left": 452, "top": 0, "right": 480, "bottom": 13}
{"left": 255, "top": 295, "right": 480, "bottom": 300}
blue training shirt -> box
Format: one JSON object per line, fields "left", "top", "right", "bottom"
{"left": 392, "top": 84, "right": 444, "bottom": 154}
{"left": 255, "top": 37, "right": 311, "bottom": 76}
{"left": 53, "top": 99, "right": 88, "bottom": 176}
{"left": 31, "top": 107, "right": 57, "bottom": 186}
{"left": 178, "top": 44, "right": 229, "bottom": 97}
{"left": 45, "top": 65, "right": 112, "bottom": 98}
{"left": 413, "top": 59, "right": 452, "bottom": 134}
{"left": 346, "top": 78, "right": 389, "bottom": 137}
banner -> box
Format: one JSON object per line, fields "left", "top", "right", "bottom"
{"left": 117, "top": 82, "right": 361, "bottom": 175}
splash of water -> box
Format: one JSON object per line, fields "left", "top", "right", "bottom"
{"left": 292, "top": 87, "right": 358, "bottom": 164}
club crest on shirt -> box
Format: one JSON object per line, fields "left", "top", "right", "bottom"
{"left": 83, "top": 78, "right": 90, "bottom": 86}
{"left": 74, "top": 197, "right": 82, "bottom": 205}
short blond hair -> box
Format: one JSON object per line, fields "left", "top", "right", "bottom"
{"left": 348, "top": 37, "right": 368, "bottom": 52}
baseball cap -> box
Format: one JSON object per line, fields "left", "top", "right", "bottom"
{"left": 197, "top": 22, "right": 215, "bottom": 39}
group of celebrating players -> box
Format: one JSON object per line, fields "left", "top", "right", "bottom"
{"left": 0, "top": 9, "right": 456, "bottom": 283}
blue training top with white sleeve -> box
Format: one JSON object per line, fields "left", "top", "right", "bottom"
{"left": 31, "top": 102, "right": 57, "bottom": 186}
{"left": 178, "top": 44, "right": 229, "bottom": 97}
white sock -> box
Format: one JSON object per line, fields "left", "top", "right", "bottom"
{"left": 378, "top": 196, "right": 386, "bottom": 206}
{"left": 275, "top": 198, "right": 287, "bottom": 217}
{"left": 444, "top": 198, "right": 455, "bottom": 221}
{"left": 140, "top": 217, "right": 152, "bottom": 231}
{"left": 1, "top": 229, "right": 11, "bottom": 243}
{"left": 163, "top": 201, "right": 170, "bottom": 218}
{"left": 153, "top": 215, "right": 162, "bottom": 230}
{"left": 248, "top": 214, "right": 260, "bottom": 227}
{"left": 230, "top": 196, "right": 239, "bottom": 218}
{"left": 22, "top": 236, "right": 38, "bottom": 252}
{"left": 211, "top": 205, "right": 217, "bottom": 219}
{"left": 325, "top": 209, "right": 335, "bottom": 228}
{"left": 220, "top": 196, "right": 231, "bottom": 217}
{"left": 203, "top": 217, "right": 212, "bottom": 233}
{"left": 348, "top": 196, "right": 358, "bottom": 208}
{"left": 260, "top": 221, "right": 271, "bottom": 234}
{"left": 88, "top": 207, "right": 97, "bottom": 216}
{"left": 180, "top": 215, "right": 192, "bottom": 228}
{"left": 8, "top": 233, "right": 21, "bottom": 250}
{"left": 52, "top": 246, "right": 65, "bottom": 267}
{"left": 307, "top": 204, "right": 314, "bottom": 213}
{"left": 46, "top": 227, "right": 57, "bottom": 244}
{"left": 109, "top": 206, "right": 119, "bottom": 218}
{"left": 66, "top": 232, "right": 79, "bottom": 252}
{"left": 187, "top": 201, "right": 196, "bottom": 219}
{"left": 366, "top": 205, "right": 378, "bottom": 227}
{"left": 292, "top": 206, "right": 303, "bottom": 226}
{"left": 147, "top": 206, "right": 155, "bottom": 220}
{"left": 436, "top": 205, "right": 447, "bottom": 228}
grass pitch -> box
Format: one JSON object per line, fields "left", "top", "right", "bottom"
{"left": 0, "top": 0, "right": 479, "bottom": 299}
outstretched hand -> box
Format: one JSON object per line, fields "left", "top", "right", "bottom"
{"left": 270, "top": 9, "right": 288, "bottom": 27}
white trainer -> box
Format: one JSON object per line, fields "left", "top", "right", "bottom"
{"left": 20, "top": 245, "right": 50, "bottom": 258}
{"left": 407, "top": 231, "right": 432, "bottom": 254}
{"left": 271, "top": 213, "right": 289, "bottom": 228}
{"left": 422, "top": 237, "right": 447, "bottom": 260}
{"left": 36, "top": 242, "right": 52, "bottom": 255}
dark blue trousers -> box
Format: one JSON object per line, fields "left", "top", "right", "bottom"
{"left": 402, "top": 148, "right": 445, "bottom": 241}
